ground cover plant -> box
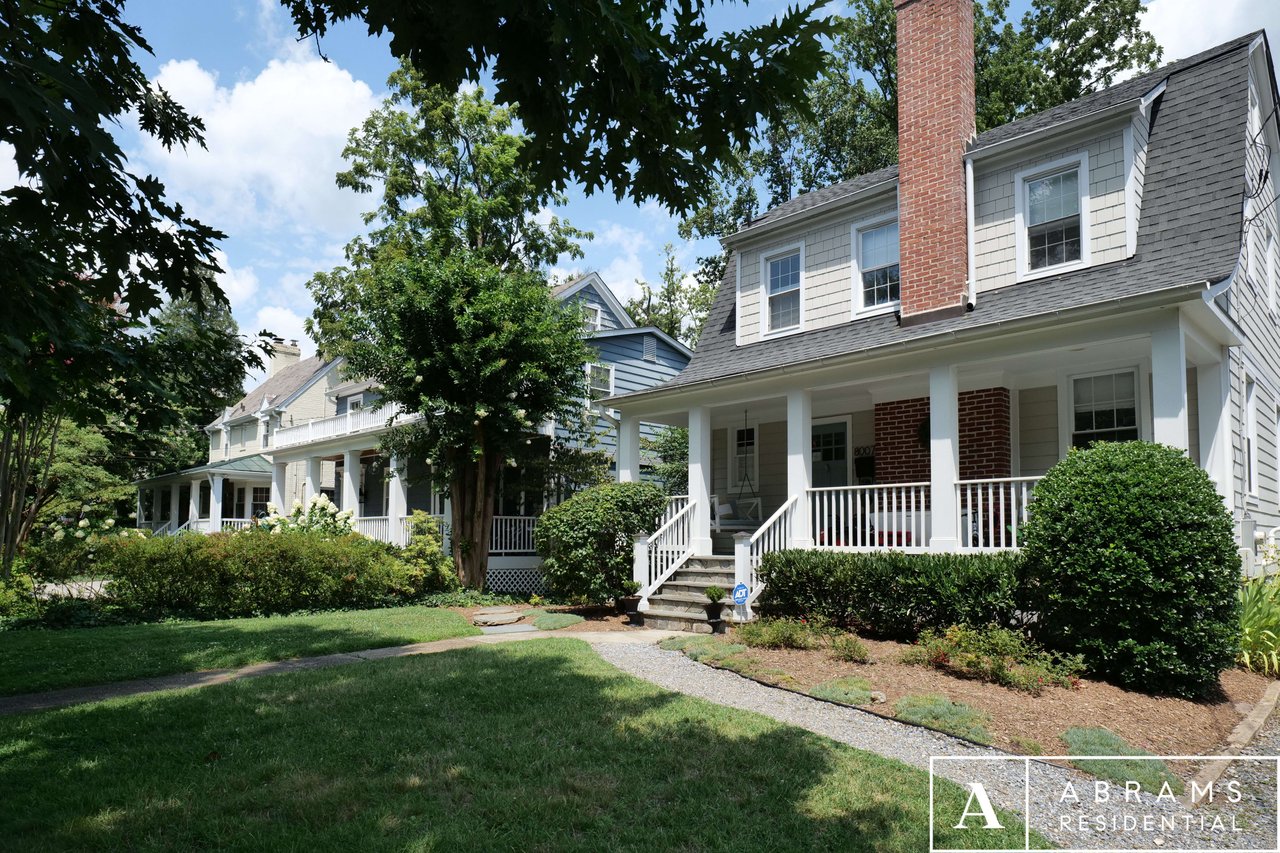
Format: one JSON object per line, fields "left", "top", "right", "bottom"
{"left": 0, "top": 605, "right": 477, "bottom": 696}
{"left": 809, "top": 677, "right": 875, "bottom": 706}
{"left": 1020, "top": 441, "right": 1240, "bottom": 697}
{"left": 758, "top": 550, "right": 1019, "bottom": 639}
{"left": 894, "top": 694, "right": 993, "bottom": 745}
{"left": 1062, "top": 726, "right": 1184, "bottom": 795}
{"left": 0, "top": 639, "right": 1041, "bottom": 851}
{"left": 735, "top": 616, "right": 825, "bottom": 650}
{"left": 532, "top": 613, "right": 584, "bottom": 631}
{"left": 902, "top": 624, "right": 1084, "bottom": 696}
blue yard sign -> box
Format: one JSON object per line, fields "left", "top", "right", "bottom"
{"left": 732, "top": 583, "right": 749, "bottom": 605}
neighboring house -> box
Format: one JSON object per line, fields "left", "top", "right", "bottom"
{"left": 611, "top": 6, "right": 1280, "bottom": 613}
{"left": 135, "top": 274, "right": 692, "bottom": 592}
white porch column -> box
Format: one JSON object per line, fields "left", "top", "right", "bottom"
{"left": 135, "top": 490, "right": 143, "bottom": 529}
{"left": 1198, "top": 355, "right": 1234, "bottom": 513}
{"left": 270, "top": 462, "right": 287, "bottom": 512}
{"left": 688, "top": 405, "right": 713, "bottom": 555}
{"left": 617, "top": 414, "right": 641, "bottom": 483}
{"left": 342, "top": 449, "right": 361, "bottom": 515}
{"left": 210, "top": 475, "right": 224, "bottom": 528}
{"left": 150, "top": 487, "right": 162, "bottom": 526}
{"left": 786, "top": 388, "right": 814, "bottom": 548}
{"left": 188, "top": 479, "right": 201, "bottom": 526}
{"left": 929, "top": 364, "right": 961, "bottom": 550}
{"left": 167, "top": 485, "right": 179, "bottom": 526}
{"left": 1151, "top": 312, "right": 1189, "bottom": 451}
{"left": 304, "top": 456, "right": 322, "bottom": 502}
{"left": 388, "top": 455, "right": 409, "bottom": 544}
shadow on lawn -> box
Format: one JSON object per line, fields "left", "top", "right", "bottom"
{"left": 0, "top": 638, "right": 1032, "bottom": 851}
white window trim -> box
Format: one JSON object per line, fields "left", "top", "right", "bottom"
{"left": 585, "top": 362, "right": 614, "bottom": 399}
{"left": 812, "top": 415, "right": 855, "bottom": 486}
{"left": 850, "top": 215, "right": 901, "bottom": 319}
{"left": 733, "top": 250, "right": 744, "bottom": 347}
{"left": 1014, "top": 151, "right": 1092, "bottom": 283}
{"left": 727, "top": 421, "right": 761, "bottom": 493}
{"left": 1058, "top": 365, "right": 1145, "bottom": 457}
{"left": 759, "top": 241, "right": 805, "bottom": 339}
{"left": 583, "top": 304, "right": 603, "bottom": 332}
{"left": 1246, "top": 374, "right": 1259, "bottom": 497}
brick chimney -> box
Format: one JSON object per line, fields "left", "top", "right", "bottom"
{"left": 267, "top": 338, "right": 301, "bottom": 378}
{"left": 894, "top": 0, "right": 975, "bottom": 324}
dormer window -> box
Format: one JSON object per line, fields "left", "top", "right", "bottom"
{"left": 763, "top": 245, "right": 803, "bottom": 334}
{"left": 583, "top": 305, "right": 602, "bottom": 332}
{"left": 854, "top": 220, "right": 900, "bottom": 313}
{"left": 1015, "top": 152, "right": 1091, "bottom": 280}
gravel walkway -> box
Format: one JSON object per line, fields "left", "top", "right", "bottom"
{"left": 595, "top": 641, "right": 1280, "bottom": 850}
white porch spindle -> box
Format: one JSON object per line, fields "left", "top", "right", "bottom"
{"left": 688, "top": 405, "right": 713, "bottom": 555}
{"left": 808, "top": 483, "right": 930, "bottom": 549}
{"left": 955, "top": 477, "right": 1039, "bottom": 549}
{"left": 270, "top": 461, "right": 287, "bottom": 511}
{"left": 786, "top": 389, "right": 813, "bottom": 548}
{"left": 342, "top": 450, "right": 360, "bottom": 515}
{"left": 928, "top": 364, "right": 960, "bottom": 550}
{"left": 617, "top": 414, "right": 641, "bottom": 483}
{"left": 210, "top": 474, "right": 224, "bottom": 531}
{"left": 1198, "top": 355, "right": 1233, "bottom": 512}
{"left": 305, "top": 457, "right": 322, "bottom": 502}
{"left": 1151, "top": 311, "right": 1189, "bottom": 450}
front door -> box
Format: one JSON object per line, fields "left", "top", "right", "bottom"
{"left": 812, "top": 421, "right": 850, "bottom": 489}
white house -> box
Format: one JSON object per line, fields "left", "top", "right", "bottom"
{"left": 610, "top": 5, "right": 1280, "bottom": 623}
{"left": 134, "top": 274, "right": 691, "bottom": 593}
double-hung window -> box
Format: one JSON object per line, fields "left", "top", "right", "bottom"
{"left": 856, "top": 220, "right": 900, "bottom": 311}
{"left": 730, "top": 425, "right": 757, "bottom": 490}
{"left": 765, "top": 249, "right": 802, "bottom": 333}
{"left": 1017, "top": 154, "right": 1089, "bottom": 278}
{"left": 583, "top": 305, "right": 602, "bottom": 332}
{"left": 1070, "top": 370, "right": 1138, "bottom": 449}
{"left": 586, "top": 363, "right": 613, "bottom": 401}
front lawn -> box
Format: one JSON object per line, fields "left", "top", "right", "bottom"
{"left": 0, "top": 638, "right": 1039, "bottom": 851}
{"left": 0, "top": 606, "right": 478, "bottom": 696}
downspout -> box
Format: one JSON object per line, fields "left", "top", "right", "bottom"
{"left": 965, "top": 157, "right": 977, "bottom": 310}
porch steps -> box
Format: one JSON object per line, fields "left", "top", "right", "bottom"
{"left": 643, "top": 556, "right": 737, "bottom": 633}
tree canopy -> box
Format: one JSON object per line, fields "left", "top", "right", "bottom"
{"left": 309, "top": 70, "right": 593, "bottom": 588}
{"left": 280, "top": 0, "right": 833, "bottom": 213}
{"left": 624, "top": 244, "right": 716, "bottom": 348}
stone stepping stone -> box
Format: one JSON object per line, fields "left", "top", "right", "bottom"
{"left": 473, "top": 608, "right": 523, "bottom": 626}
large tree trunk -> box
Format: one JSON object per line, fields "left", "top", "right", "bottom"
{"left": 450, "top": 441, "right": 501, "bottom": 590}
{"left": 0, "top": 409, "right": 62, "bottom": 579}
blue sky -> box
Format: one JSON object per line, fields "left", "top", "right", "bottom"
{"left": 16, "top": 0, "right": 1280, "bottom": 384}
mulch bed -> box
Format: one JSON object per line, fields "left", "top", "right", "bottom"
{"left": 723, "top": 632, "right": 1271, "bottom": 758}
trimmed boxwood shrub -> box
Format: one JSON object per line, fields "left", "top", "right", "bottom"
{"left": 757, "top": 550, "right": 1019, "bottom": 640}
{"left": 98, "top": 530, "right": 426, "bottom": 619}
{"left": 534, "top": 481, "right": 667, "bottom": 603}
{"left": 1020, "top": 441, "right": 1240, "bottom": 698}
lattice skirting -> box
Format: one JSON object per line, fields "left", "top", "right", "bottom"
{"left": 488, "top": 566, "right": 547, "bottom": 595}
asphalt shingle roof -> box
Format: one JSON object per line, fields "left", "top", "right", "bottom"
{"left": 210, "top": 355, "right": 331, "bottom": 427}
{"left": 618, "top": 33, "right": 1256, "bottom": 400}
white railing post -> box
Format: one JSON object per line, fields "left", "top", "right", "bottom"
{"left": 633, "top": 534, "right": 649, "bottom": 586}
{"left": 733, "top": 532, "right": 753, "bottom": 621}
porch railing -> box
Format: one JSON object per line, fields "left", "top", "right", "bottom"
{"left": 220, "top": 518, "right": 254, "bottom": 533}
{"left": 490, "top": 516, "right": 536, "bottom": 556}
{"left": 272, "top": 404, "right": 421, "bottom": 449}
{"left": 955, "top": 477, "right": 1040, "bottom": 550}
{"left": 356, "top": 516, "right": 392, "bottom": 542}
{"left": 807, "top": 483, "right": 930, "bottom": 550}
{"left": 731, "top": 494, "right": 799, "bottom": 612}
{"left": 634, "top": 498, "right": 694, "bottom": 606}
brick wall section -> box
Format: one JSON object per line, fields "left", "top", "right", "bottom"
{"left": 894, "top": 0, "right": 975, "bottom": 319}
{"left": 873, "top": 388, "right": 1012, "bottom": 483}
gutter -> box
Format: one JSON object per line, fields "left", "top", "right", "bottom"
{"left": 607, "top": 279, "right": 1211, "bottom": 409}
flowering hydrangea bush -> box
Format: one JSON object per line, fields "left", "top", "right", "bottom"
{"left": 27, "top": 516, "right": 146, "bottom": 581}
{"left": 254, "top": 494, "right": 356, "bottom": 537}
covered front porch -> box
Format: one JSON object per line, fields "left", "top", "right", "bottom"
{"left": 135, "top": 455, "right": 275, "bottom": 535}
{"left": 617, "top": 306, "right": 1235, "bottom": 609}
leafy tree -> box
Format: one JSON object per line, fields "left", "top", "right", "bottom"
{"left": 309, "top": 69, "right": 593, "bottom": 589}
{"left": 625, "top": 244, "right": 717, "bottom": 348}
{"left": 682, "top": 0, "right": 1162, "bottom": 272}
{"left": 33, "top": 421, "right": 133, "bottom": 528}
{"left": 1, "top": 1, "right": 228, "bottom": 411}
{"left": 642, "top": 427, "right": 689, "bottom": 496}
{"left": 280, "top": 0, "right": 833, "bottom": 213}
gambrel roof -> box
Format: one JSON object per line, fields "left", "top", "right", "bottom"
{"left": 614, "top": 32, "right": 1261, "bottom": 401}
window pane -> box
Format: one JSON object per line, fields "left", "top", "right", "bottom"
{"left": 860, "top": 222, "right": 899, "bottom": 270}
{"left": 769, "top": 288, "right": 800, "bottom": 330}
{"left": 1072, "top": 371, "right": 1139, "bottom": 449}
{"left": 1028, "top": 217, "right": 1081, "bottom": 270}
{"left": 1027, "top": 171, "right": 1079, "bottom": 226}
{"left": 1073, "top": 377, "right": 1093, "bottom": 405}
{"left": 862, "top": 264, "right": 900, "bottom": 307}
{"left": 768, "top": 253, "right": 800, "bottom": 295}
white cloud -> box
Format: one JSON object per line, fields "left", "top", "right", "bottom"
{"left": 1142, "top": 0, "right": 1277, "bottom": 63}
{"left": 213, "top": 250, "right": 259, "bottom": 305}
{"left": 253, "top": 304, "right": 314, "bottom": 355}
{"left": 132, "top": 53, "right": 380, "bottom": 242}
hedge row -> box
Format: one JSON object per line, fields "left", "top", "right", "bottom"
{"left": 757, "top": 549, "right": 1020, "bottom": 640}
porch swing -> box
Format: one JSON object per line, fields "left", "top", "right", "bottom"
{"left": 712, "top": 409, "right": 763, "bottom": 532}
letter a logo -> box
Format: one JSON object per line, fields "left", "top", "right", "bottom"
{"left": 954, "top": 782, "right": 1004, "bottom": 830}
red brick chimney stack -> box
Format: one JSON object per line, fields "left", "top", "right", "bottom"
{"left": 894, "top": 0, "right": 975, "bottom": 324}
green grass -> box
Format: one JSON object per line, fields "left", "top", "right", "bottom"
{"left": 809, "top": 677, "right": 875, "bottom": 706}
{"left": 0, "top": 606, "right": 478, "bottom": 696}
{"left": 532, "top": 613, "right": 584, "bottom": 631}
{"left": 0, "top": 639, "right": 1045, "bottom": 851}
{"left": 1062, "top": 726, "right": 1185, "bottom": 795}
{"left": 894, "top": 694, "right": 993, "bottom": 745}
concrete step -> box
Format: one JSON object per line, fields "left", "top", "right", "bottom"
{"left": 647, "top": 593, "right": 724, "bottom": 616}
{"left": 642, "top": 607, "right": 719, "bottom": 634}
{"left": 671, "top": 568, "right": 736, "bottom": 586}
{"left": 662, "top": 580, "right": 734, "bottom": 597}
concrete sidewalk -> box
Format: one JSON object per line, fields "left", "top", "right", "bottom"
{"left": 0, "top": 628, "right": 680, "bottom": 717}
